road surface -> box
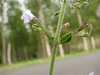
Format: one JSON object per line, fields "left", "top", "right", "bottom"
{"left": 0, "top": 51, "right": 100, "bottom": 75}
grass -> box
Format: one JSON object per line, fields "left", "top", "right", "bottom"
{"left": 0, "top": 48, "right": 100, "bottom": 72}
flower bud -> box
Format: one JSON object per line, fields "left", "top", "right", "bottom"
{"left": 48, "top": 25, "right": 53, "bottom": 31}
{"left": 54, "top": 11, "right": 59, "bottom": 16}
{"left": 83, "top": 2, "right": 89, "bottom": 5}
{"left": 64, "top": 22, "right": 70, "bottom": 28}
{"left": 70, "top": 5, "right": 74, "bottom": 9}
{"left": 77, "top": 5, "right": 82, "bottom": 9}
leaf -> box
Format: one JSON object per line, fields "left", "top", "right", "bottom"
{"left": 64, "top": 0, "right": 66, "bottom": 3}
{"left": 60, "top": 32, "right": 72, "bottom": 44}
{"left": 54, "top": 11, "right": 59, "bottom": 16}
{"left": 78, "top": 33, "right": 89, "bottom": 37}
{"left": 50, "top": 36, "right": 54, "bottom": 42}
{"left": 83, "top": 33, "right": 89, "bottom": 37}
{"left": 77, "top": 24, "right": 93, "bottom": 37}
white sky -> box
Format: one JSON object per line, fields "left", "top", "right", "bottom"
{"left": 18, "top": 0, "right": 26, "bottom": 11}
{"left": 18, "top": 0, "right": 24, "bottom": 3}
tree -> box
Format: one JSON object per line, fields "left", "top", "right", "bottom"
{"left": 7, "top": 0, "right": 29, "bottom": 61}
{"left": 26, "top": 0, "right": 52, "bottom": 58}
{"left": 0, "top": 0, "right": 7, "bottom": 64}
{"left": 76, "top": 9, "right": 89, "bottom": 51}
{"left": 38, "top": 0, "right": 51, "bottom": 57}
{"left": 7, "top": 42, "right": 12, "bottom": 65}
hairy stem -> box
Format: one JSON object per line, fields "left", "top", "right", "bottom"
{"left": 55, "top": 0, "right": 66, "bottom": 42}
{"left": 49, "top": 43, "right": 58, "bottom": 75}
{"left": 49, "top": 0, "right": 66, "bottom": 75}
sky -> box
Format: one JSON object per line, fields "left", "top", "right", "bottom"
{"left": 18, "top": 0, "right": 24, "bottom": 3}
{"left": 18, "top": 0, "right": 26, "bottom": 11}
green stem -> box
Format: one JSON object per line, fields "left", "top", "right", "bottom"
{"left": 49, "top": 0, "right": 66, "bottom": 75}
{"left": 49, "top": 44, "right": 57, "bottom": 75}
{"left": 55, "top": 0, "right": 66, "bottom": 42}
{"left": 33, "top": 17, "right": 51, "bottom": 41}
{"left": 41, "top": 26, "right": 51, "bottom": 40}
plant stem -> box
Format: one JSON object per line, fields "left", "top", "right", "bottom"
{"left": 49, "top": 0, "right": 66, "bottom": 75}
{"left": 55, "top": 0, "right": 66, "bottom": 42}
{"left": 33, "top": 18, "right": 52, "bottom": 41}
{"left": 49, "top": 43, "right": 57, "bottom": 75}
{"left": 41, "top": 26, "right": 51, "bottom": 40}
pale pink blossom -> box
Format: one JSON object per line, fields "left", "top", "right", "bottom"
{"left": 21, "top": 9, "right": 35, "bottom": 23}
{"left": 64, "top": 22, "right": 70, "bottom": 28}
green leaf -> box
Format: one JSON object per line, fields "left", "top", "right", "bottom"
{"left": 78, "top": 33, "right": 89, "bottom": 37}
{"left": 64, "top": 0, "right": 66, "bottom": 3}
{"left": 54, "top": 11, "right": 59, "bottom": 16}
{"left": 83, "top": 33, "right": 89, "bottom": 37}
{"left": 50, "top": 36, "right": 54, "bottom": 42}
{"left": 60, "top": 32, "right": 72, "bottom": 44}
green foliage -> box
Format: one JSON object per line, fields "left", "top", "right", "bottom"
{"left": 6, "top": 0, "right": 30, "bottom": 62}
{"left": 50, "top": 37, "right": 54, "bottom": 42}
{"left": 0, "top": 23, "right": 2, "bottom": 62}
{"left": 32, "top": 24, "right": 42, "bottom": 31}
{"left": 81, "top": 0, "right": 100, "bottom": 35}
{"left": 78, "top": 31, "right": 89, "bottom": 37}
{"left": 70, "top": 0, "right": 89, "bottom": 9}
{"left": 60, "top": 32, "right": 72, "bottom": 44}
{"left": 0, "top": 0, "right": 99, "bottom": 64}
{"left": 64, "top": 0, "right": 66, "bottom": 3}
{"left": 7, "top": 8, "right": 29, "bottom": 47}
{"left": 43, "top": 2, "right": 60, "bottom": 31}
{"left": 54, "top": 11, "right": 59, "bottom": 16}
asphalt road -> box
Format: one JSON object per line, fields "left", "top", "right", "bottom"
{"left": 0, "top": 51, "right": 100, "bottom": 75}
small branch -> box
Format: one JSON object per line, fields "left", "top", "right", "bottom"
{"left": 33, "top": 17, "right": 52, "bottom": 41}
{"left": 73, "top": 21, "right": 87, "bottom": 35}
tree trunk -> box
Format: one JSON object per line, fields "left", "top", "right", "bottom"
{"left": 24, "top": 47, "right": 28, "bottom": 60}
{"left": 7, "top": 42, "right": 12, "bottom": 65}
{"left": 83, "top": 37, "right": 89, "bottom": 51}
{"left": 45, "top": 36, "right": 51, "bottom": 57}
{"left": 36, "top": 32, "right": 43, "bottom": 57}
{"left": 58, "top": 44, "right": 64, "bottom": 58}
{"left": 0, "top": 0, "right": 7, "bottom": 64}
{"left": 91, "top": 36, "right": 96, "bottom": 50}
{"left": 12, "top": 45, "right": 17, "bottom": 62}
{"left": 11, "top": 39, "right": 17, "bottom": 62}
{"left": 18, "top": 47, "right": 22, "bottom": 60}
{"left": 76, "top": 9, "right": 89, "bottom": 51}
{"left": 38, "top": 0, "right": 51, "bottom": 57}
{"left": 41, "top": 35, "right": 46, "bottom": 57}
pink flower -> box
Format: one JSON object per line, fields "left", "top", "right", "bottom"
{"left": 64, "top": 22, "right": 70, "bottom": 28}
{"left": 21, "top": 9, "right": 35, "bottom": 23}
{"left": 89, "top": 72, "right": 94, "bottom": 75}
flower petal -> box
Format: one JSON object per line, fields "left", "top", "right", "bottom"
{"left": 24, "top": 18, "right": 30, "bottom": 23}
{"left": 24, "top": 9, "right": 35, "bottom": 18}
{"left": 25, "top": 14, "right": 33, "bottom": 20}
{"left": 21, "top": 9, "right": 35, "bottom": 23}
{"left": 89, "top": 72, "right": 94, "bottom": 75}
{"left": 21, "top": 14, "right": 25, "bottom": 20}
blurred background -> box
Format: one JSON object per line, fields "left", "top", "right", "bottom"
{"left": 0, "top": 0, "right": 100, "bottom": 66}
